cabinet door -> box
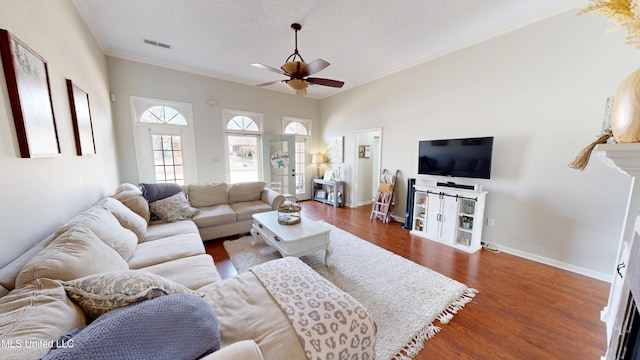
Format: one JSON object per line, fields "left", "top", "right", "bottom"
{"left": 439, "top": 196, "right": 458, "bottom": 244}
{"left": 425, "top": 193, "right": 442, "bottom": 240}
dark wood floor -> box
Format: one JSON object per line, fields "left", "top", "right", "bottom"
{"left": 204, "top": 201, "right": 610, "bottom": 359}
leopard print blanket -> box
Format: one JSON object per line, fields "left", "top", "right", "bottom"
{"left": 250, "top": 257, "right": 376, "bottom": 360}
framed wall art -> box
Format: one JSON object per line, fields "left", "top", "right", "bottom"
{"left": 66, "top": 79, "right": 96, "bottom": 156}
{"left": 0, "top": 29, "right": 60, "bottom": 158}
{"left": 326, "top": 136, "right": 344, "bottom": 163}
{"left": 359, "top": 145, "right": 371, "bottom": 158}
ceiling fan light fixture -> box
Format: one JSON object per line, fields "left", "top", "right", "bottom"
{"left": 282, "top": 61, "right": 306, "bottom": 75}
{"left": 286, "top": 79, "right": 308, "bottom": 91}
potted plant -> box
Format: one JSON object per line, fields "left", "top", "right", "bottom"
{"left": 461, "top": 216, "right": 473, "bottom": 230}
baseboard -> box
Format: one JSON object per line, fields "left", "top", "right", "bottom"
{"left": 496, "top": 244, "right": 612, "bottom": 283}
{"left": 356, "top": 200, "right": 373, "bottom": 207}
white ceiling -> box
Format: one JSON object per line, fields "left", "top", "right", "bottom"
{"left": 72, "top": 0, "right": 581, "bottom": 99}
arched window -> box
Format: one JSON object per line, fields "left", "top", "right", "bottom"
{"left": 227, "top": 115, "right": 259, "bottom": 132}
{"left": 284, "top": 121, "right": 308, "bottom": 136}
{"left": 130, "top": 97, "right": 197, "bottom": 185}
{"left": 140, "top": 106, "right": 187, "bottom": 125}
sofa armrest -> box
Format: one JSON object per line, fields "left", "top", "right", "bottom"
{"left": 199, "top": 340, "right": 264, "bottom": 360}
{"left": 261, "top": 188, "right": 285, "bottom": 210}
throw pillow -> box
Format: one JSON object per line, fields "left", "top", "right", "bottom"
{"left": 140, "top": 183, "right": 183, "bottom": 203}
{"left": 149, "top": 191, "right": 199, "bottom": 222}
{"left": 42, "top": 293, "right": 219, "bottom": 360}
{"left": 62, "top": 270, "right": 202, "bottom": 318}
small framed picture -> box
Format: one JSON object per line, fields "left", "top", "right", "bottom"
{"left": 359, "top": 145, "right": 372, "bottom": 158}
{"left": 323, "top": 170, "right": 334, "bottom": 181}
{"left": 316, "top": 190, "right": 327, "bottom": 199}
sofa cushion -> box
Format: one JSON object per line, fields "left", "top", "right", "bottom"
{"left": 0, "top": 233, "right": 57, "bottom": 292}
{"left": 112, "top": 183, "right": 150, "bottom": 223}
{"left": 200, "top": 340, "right": 264, "bottom": 360}
{"left": 192, "top": 204, "right": 237, "bottom": 228}
{"left": 144, "top": 220, "right": 199, "bottom": 242}
{"left": 15, "top": 225, "right": 129, "bottom": 287}
{"left": 200, "top": 271, "right": 307, "bottom": 359}
{"left": 228, "top": 182, "right": 266, "bottom": 204}
{"left": 0, "top": 278, "right": 87, "bottom": 360}
{"left": 127, "top": 233, "right": 205, "bottom": 269}
{"left": 136, "top": 254, "right": 221, "bottom": 290}
{"left": 188, "top": 183, "right": 229, "bottom": 207}
{"left": 149, "top": 191, "right": 199, "bottom": 222}
{"left": 42, "top": 294, "right": 219, "bottom": 360}
{"left": 99, "top": 197, "right": 147, "bottom": 243}
{"left": 55, "top": 206, "right": 137, "bottom": 260}
{"left": 0, "top": 285, "right": 7, "bottom": 298}
{"left": 61, "top": 271, "right": 201, "bottom": 319}
{"left": 231, "top": 201, "right": 273, "bottom": 221}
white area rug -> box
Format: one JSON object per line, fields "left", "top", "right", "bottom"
{"left": 224, "top": 222, "right": 478, "bottom": 360}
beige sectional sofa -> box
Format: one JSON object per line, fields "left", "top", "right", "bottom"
{"left": 0, "top": 183, "right": 375, "bottom": 360}
{"left": 185, "top": 181, "right": 284, "bottom": 240}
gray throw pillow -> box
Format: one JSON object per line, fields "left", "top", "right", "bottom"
{"left": 43, "top": 293, "right": 220, "bottom": 360}
{"left": 62, "top": 270, "right": 201, "bottom": 318}
{"left": 149, "top": 191, "right": 199, "bottom": 222}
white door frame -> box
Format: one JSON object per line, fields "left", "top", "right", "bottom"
{"left": 353, "top": 127, "right": 383, "bottom": 207}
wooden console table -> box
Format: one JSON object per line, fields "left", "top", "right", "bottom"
{"left": 312, "top": 178, "right": 344, "bottom": 207}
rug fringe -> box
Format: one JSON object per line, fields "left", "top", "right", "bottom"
{"left": 393, "top": 288, "right": 478, "bottom": 359}
{"left": 438, "top": 288, "right": 478, "bottom": 324}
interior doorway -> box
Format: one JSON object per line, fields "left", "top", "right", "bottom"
{"left": 354, "top": 128, "right": 382, "bottom": 207}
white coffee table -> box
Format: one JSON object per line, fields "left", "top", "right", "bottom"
{"left": 251, "top": 211, "right": 332, "bottom": 265}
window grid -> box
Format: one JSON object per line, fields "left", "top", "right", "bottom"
{"left": 294, "top": 141, "right": 306, "bottom": 194}
{"left": 141, "top": 106, "right": 187, "bottom": 125}
{"left": 152, "top": 134, "right": 184, "bottom": 184}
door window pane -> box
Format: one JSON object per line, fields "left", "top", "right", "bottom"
{"left": 152, "top": 134, "right": 184, "bottom": 184}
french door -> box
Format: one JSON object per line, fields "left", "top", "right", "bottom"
{"left": 262, "top": 134, "right": 296, "bottom": 195}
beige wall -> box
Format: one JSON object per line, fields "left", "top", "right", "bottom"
{"left": 0, "top": 0, "right": 118, "bottom": 267}
{"left": 321, "top": 11, "right": 640, "bottom": 279}
{"left": 106, "top": 57, "right": 321, "bottom": 188}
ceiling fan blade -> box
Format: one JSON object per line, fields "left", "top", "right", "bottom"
{"left": 306, "top": 77, "right": 344, "bottom": 88}
{"left": 252, "top": 63, "right": 287, "bottom": 76}
{"left": 302, "top": 59, "right": 330, "bottom": 76}
{"left": 256, "top": 80, "right": 284, "bottom": 87}
{"left": 296, "top": 88, "right": 307, "bottom": 96}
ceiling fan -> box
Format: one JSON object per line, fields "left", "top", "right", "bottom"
{"left": 252, "top": 23, "right": 344, "bottom": 96}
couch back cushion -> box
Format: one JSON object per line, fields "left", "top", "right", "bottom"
{"left": 112, "top": 183, "right": 150, "bottom": 223}
{"left": 0, "top": 278, "right": 87, "bottom": 360}
{"left": 54, "top": 206, "right": 138, "bottom": 261}
{"left": 188, "top": 183, "right": 229, "bottom": 207}
{"left": 15, "top": 225, "right": 128, "bottom": 288}
{"left": 228, "top": 182, "right": 266, "bottom": 204}
{"left": 100, "top": 197, "right": 147, "bottom": 243}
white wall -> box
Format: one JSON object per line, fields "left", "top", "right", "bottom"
{"left": 321, "top": 11, "right": 640, "bottom": 279}
{"left": 106, "top": 57, "right": 321, "bottom": 192}
{"left": 0, "top": 0, "right": 118, "bottom": 267}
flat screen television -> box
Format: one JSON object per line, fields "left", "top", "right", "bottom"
{"left": 418, "top": 136, "right": 493, "bottom": 179}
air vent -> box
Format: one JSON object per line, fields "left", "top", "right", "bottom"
{"left": 143, "top": 38, "right": 171, "bottom": 49}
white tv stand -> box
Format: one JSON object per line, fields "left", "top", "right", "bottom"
{"left": 410, "top": 184, "right": 487, "bottom": 253}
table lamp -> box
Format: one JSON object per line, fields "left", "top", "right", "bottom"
{"left": 311, "top": 154, "right": 325, "bottom": 178}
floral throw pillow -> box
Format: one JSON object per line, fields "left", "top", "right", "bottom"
{"left": 62, "top": 270, "right": 202, "bottom": 318}
{"left": 149, "top": 191, "right": 199, "bottom": 222}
